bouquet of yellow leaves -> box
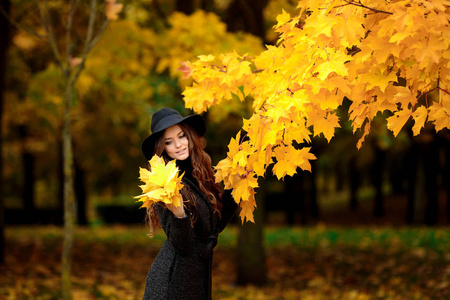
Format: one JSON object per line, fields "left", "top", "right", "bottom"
{"left": 134, "top": 155, "right": 184, "bottom": 209}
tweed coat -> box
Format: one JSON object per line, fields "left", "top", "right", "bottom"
{"left": 142, "top": 166, "right": 238, "bottom": 300}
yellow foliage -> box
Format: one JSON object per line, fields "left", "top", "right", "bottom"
{"left": 181, "top": 0, "right": 450, "bottom": 223}
{"left": 154, "top": 10, "right": 264, "bottom": 82}
{"left": 134, "top": 155, "right": 184, "bottom": 209}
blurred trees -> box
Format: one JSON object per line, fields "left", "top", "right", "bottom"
{"left": 1, "top": 0, "right": 450, "bottom": 292}
{"left": 0, "top": 0, "right": 11, "bottom": 264}
{"left": 2, "top": 0, "right": 264, "bottom": 225}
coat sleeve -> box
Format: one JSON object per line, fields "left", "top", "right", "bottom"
{"left": 216, "top": 189, "right": 239, "bottom": 233}
{"left": 155, "top": 205, "right": 194, "bottom": 256}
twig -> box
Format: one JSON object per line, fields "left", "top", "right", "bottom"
{"left": 37, "top": 0, "right": 64, "bottom": 72}
{"left": 72, "top": 0, "right": 110, "bottom": 84}
{"left": 0, "top": 4, "right": 43, "bottom": 38}
{"left": 343, "top": 0, "right": 393, "bottom": 15}
{"left": 66, "top": 0, "right": 78, "bottom": 76}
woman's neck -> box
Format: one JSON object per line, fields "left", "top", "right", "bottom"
{"left": 176, "top": 158, "right": 193, "bottom": 177}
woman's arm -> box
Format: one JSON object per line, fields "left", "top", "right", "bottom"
{"left": 155, "top": 204, "right": 194, "bottom": 256}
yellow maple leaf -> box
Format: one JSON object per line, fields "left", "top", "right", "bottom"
{"left": 275, "top": 9, "right": 291, "bottom": 29}
{"left": 238, "top": 191, "right": 256, "bottom": 223}
{"left": 412, "top": 106, "right": 428, "bottom": 135}
{"left": 315, "top": 49, "right": 349, "bottom": 80}
{"left": 360, "top": 67, "right": 398, "bottom": 93}
{"left": 386, "top": 109, "right": 412, "bottom": 137}
{"left": 428, "top": 102, "right": 450, "bottom": 132}
{"left": 304, "top": 14, "right": 336, "bottom": 39}
{"left": 272, "top": 145, "right": 316, "bottom": 179}
{"left": 134, "top": 155, "right": 184, "bottom": 209}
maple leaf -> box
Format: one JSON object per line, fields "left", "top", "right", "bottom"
{"left": 105, "top": 0, "right": 123, "bottom": 21}
{"left": 238, "top": 191, "right": 256, "bottom": 223}
{"left": 412, "top": 106, "right": 428, "bottom": 135}
{"left": 177, "top": 61, "right": 193, "bottom": 79}
{"left": 386, "top": 109, "right": 412, "bottom": 137}
{"left": 428, "top": 102, "right": 450, "bottom": 132}
{"left": 134, "top": 155, "right": 184, "bottom": 209}
{"left": 304, "top": 14, "right": 336, "bottom": 39}
{"left": 272, "top": 145, "right": 316, "bottom": 179}
{"left": 275, "top": 9, "right": 291, "bottom": 28}
{"left": 315, "top": 49, "right": 349, "bottom": 80}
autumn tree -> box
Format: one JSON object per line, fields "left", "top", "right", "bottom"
{"left": 30, "top": 0, "right": 122, "bottom": 298}
{"left": 180, "top": 0, "right": 450, "bottom": 223}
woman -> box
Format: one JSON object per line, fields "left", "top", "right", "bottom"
{"left": 141, "top": 107, "right": 238, "bottom": 300}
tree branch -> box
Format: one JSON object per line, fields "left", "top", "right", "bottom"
{"left": 66, "top": 0, "right": 79, "bottom": 75}
{"left": 37, "top": 0, "right": 64, "bottom": 72}
{"left": 71, "top": 0, "right": 110, "bottom": 84}
{"left": 0, "top": 4, "right": 43, "bottom": 38}
{"left": 343, "top": 0, "right": 393, "bottom": 15}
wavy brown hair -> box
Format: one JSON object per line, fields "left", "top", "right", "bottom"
{"left": 145, "top": 121, "right": 223, "bottom": 236}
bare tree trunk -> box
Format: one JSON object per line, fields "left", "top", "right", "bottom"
{"left": 310, "top": 160, "right": 319, "bottom": 219}
{"left": 175, "top": 0, "right": 194, "bottom": 15}
{"left": 75, "top": 156, "right": 88, "bottom": 225}
{"left": 349, "top": 155, "right": 359, "bottom": 211}
{"left": 61, "top": 79, "right": 75, "bottom": 300}
{"left": 372, "top": 146, "right": 385, "bottom": 218}
{"left": 0, "top": 0, "right": 11, "bottom": 265}
{"left": 19, "top": 125, "right": 36, "bottom": 222}
{"left": 442, "top": 130, "right": 450, "bottom": 222}
{"left": 225, "top": 0, "right": 268, "bottom": 41}
{"left": 423, "top": 132, "right": 439, "bottom": 225}
{"left": 237, "top": 191, "right": 266, "bottom": 285}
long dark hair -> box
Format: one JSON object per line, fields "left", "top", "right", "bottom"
{"left": 146, "top": 122, "right": 223, "bottom": 236}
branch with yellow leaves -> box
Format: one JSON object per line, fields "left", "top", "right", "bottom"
{"left": 342, "top": 0, "right": 393, "bottom": 15}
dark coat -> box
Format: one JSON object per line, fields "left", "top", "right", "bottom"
{"left": 142, "top": 177, "right": 238, "bottom": 300}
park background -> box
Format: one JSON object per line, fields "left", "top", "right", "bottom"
{"left": 0, "top": 0, "right": 449, "bottom": 299}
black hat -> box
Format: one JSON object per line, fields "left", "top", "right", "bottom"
{"left": 141, "top": 108, "right": 206, "bottom": 160}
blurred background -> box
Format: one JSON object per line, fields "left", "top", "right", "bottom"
{"left": 1, "top": 0, "right": 449, "bottom": 299}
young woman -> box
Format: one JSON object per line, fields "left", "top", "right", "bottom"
{"left": 141, "top": 107, "right": 238, "bottom": 300}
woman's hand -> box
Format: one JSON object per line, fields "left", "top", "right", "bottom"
{"left": 166, "top": 195, "right": 186, "bottom": 218}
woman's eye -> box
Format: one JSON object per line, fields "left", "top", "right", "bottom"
{"left": 165, "top": 141, "right": 172, "bottom": 145}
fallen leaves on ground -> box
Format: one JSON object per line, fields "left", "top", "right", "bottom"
{"left": 0, "top": 225, "right": 449, "bottom": 299}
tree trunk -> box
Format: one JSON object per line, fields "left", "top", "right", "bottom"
{"left": 200, "top": 0, "right": 214, "bottom": 11}
{"left": 224, "top": 0, "right": 269, "bottom": 286}
{"left": 310, "top": 160, "right": 319, "bottom": 219}
{"left": 225, "top": 0, "right": 269, "bottom": 40}
{"left": 372, "top": 146, "right": 385, "bottom": 218}
{"left": 61, "top": 82, "right": 75, "bottom": 300}
{"left": 406, "top": 136, "right": 418, "bottom": 224}
{"left": 19, "top": 125, "right": 36, "bottom": 222}
{"left": 175, "top": 0, "right": 194, "bottom": 15}
{"left": 236, "top": 191, "right": 266, "bottom": 286}
{"left": 349, "top": 155, "right": 359, "bottom": 211}
{"left": 423, "top": 132, "right": 439, "bottom": 225}
{"left": 0, "top": 0, "right": 11, "bottom": 264}
{"left": 75, "top": 157, "right": 88, "bottom": 225}
{"left": 442, "top": 130, "right": 450, "bottom": 222}
{"left": 284, "top": 174, "right": 301, "bottom": 225}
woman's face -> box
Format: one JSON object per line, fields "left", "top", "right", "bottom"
{"left": 163, "top": 124, "right": 190, "bottom": 160}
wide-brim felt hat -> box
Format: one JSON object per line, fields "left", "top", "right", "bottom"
{"left": 141, "top": 107, "right": 206, "bottom": 160}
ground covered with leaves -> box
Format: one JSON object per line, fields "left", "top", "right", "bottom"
{"left": 1, "top": 225, "right": 449, "bottom": 300}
